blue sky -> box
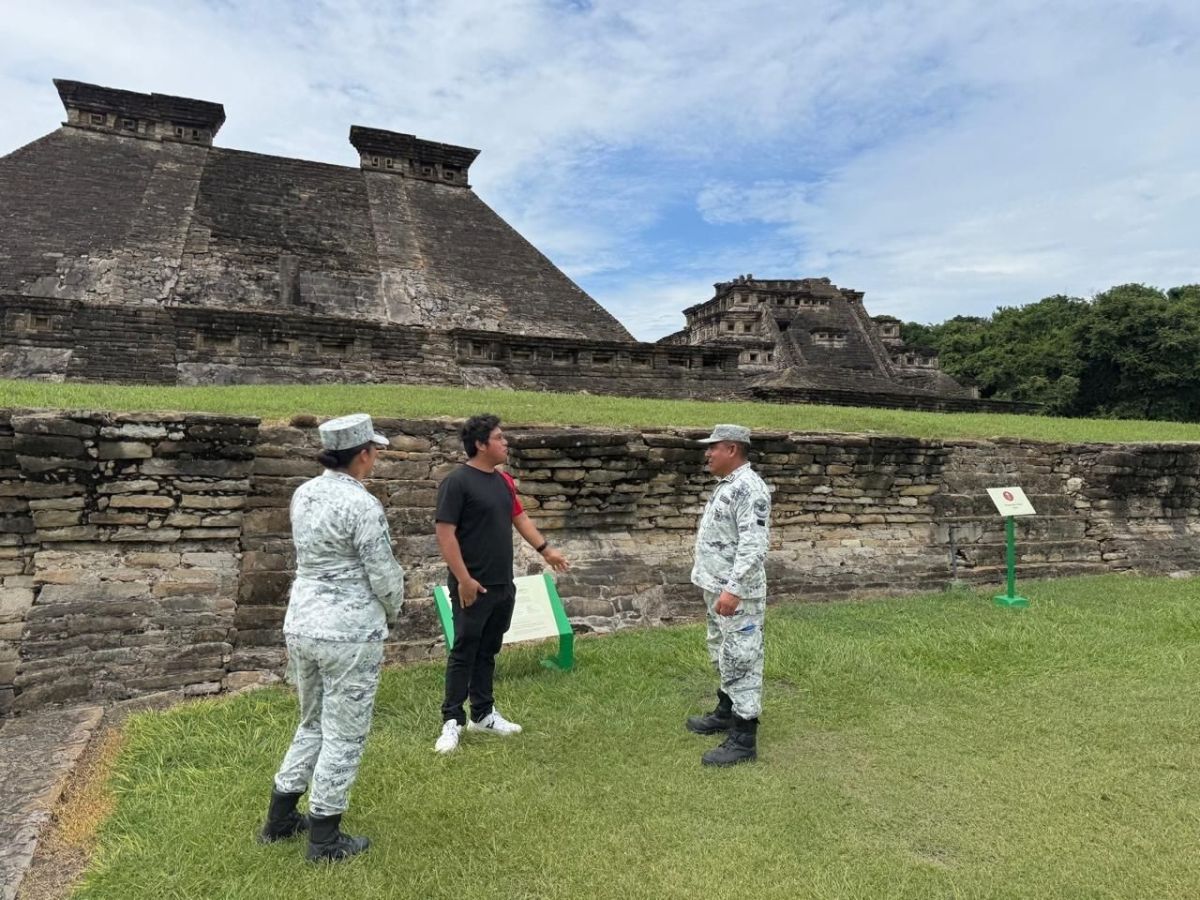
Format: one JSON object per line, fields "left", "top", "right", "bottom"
{"left": 2, "top": 0, "right": 1198, "bottom": 340}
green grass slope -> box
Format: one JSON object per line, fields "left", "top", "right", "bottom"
{"left": 2, "top": 381, "right": 1199, "bottom": 443}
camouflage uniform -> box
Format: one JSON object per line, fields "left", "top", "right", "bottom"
{"left": 691, "top": 461, "right": 771, "bottom": 719}
{"left": 274, "top": 462, "right": 405, "bottom": 818}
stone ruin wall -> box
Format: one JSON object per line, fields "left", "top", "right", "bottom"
{"left": 0, "top": 295, "right": 743, "bottom": 399}
{"left": 0, "top": 294, "right": 1026, "bottom": 411}
{"left": 2, "top": 408, "right": 1197, "bottom": 716}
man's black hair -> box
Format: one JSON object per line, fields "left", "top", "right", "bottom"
{"left": 461, "top": 413, "right": 501, "bottom": 458}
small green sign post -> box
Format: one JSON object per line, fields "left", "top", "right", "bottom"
{"left": 985, "top": 486, "right": 1035, "bottom": 609}
{"left": 434, "top": 572, "right": 574, "bottom": 671}
{"left": 993, "top": 515, "right": 1029, "bottom": 608}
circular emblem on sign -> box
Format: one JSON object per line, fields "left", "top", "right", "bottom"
{"left": 1002, "top": 490, "right": 1014, "bottom": 502}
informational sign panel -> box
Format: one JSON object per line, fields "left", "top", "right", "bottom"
{"left": 986, "top": 486, "right": 1036, "bottom": 517}
{"left": 433, "top": 573, "right": 574, "bottom": 671}
{"left": 506, "top": 575, "right": 563, "bottom": 644}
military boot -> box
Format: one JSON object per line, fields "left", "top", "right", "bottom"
{"left": 686, "top": 689, "right": 733, "bottom": 734}
{"left": 306, "top": 813, "right": 370, "bottom": 862}
{"left": 701, "top": 715, "right": 758, "bottom": 767}
{"left": 258, "top": 788, "right": 308, "bottom": 844}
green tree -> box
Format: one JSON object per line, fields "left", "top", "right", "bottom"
{"left": 906, "top": 299, "right": 1088, "bottom": 415}
{"left": 907, "top": 284, "right": 1200, "bottom": 421}
{"left": 1076, "top": 284, "right": 1200, "bottom": 421}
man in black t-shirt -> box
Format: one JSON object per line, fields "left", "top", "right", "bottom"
{"left": 433, "top": 413, "right": 570, "bottom": 754}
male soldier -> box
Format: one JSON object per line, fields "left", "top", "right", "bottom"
{"left": 686, "top": 423, "right": 771, "bottom": 766}
{"left": 260, "top": 413, "right": 405, "bottom": 862}
{"left": 433, "top": 413, "right": 570, "bottom": 753}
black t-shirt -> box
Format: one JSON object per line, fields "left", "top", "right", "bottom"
{"left": 435, "top": 464, "right": 523, "bottom": 587}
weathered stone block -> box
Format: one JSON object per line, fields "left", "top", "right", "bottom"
{"left": 126, "top": 552, "right": 182, "bottom": 568}
{"left": 109, "top": 494, "right": 175, "bottom": 509}
{"left": 37, "top": 582, "right": 150, "bottom": 605}
{"left": 181, "top": 551, "right": 238, "bottom": 568}
{"left": 181, "top": 527, "right": 241, "bottom": 539}
{"left": 100, "top": 424, "right": 168, "bottom": 440}
{"left": 175, "top": 479, "right": 250, "bottom": 493}
{"left": 243, "top": 508, "right": 291, "bottom": 534}
{"left": 11, "top": 415, "right": 97, "bottom": 439}
{"left": 371, "top": 459, "right": 431, "bottom": 480}
{"left": 0, "top": 514, "right": 35, "bottom": 534}
{"left": 89, "top": 512, "right": 151, "bottom": 526}
{"left": 13, "top": 434, "right": 87, "bottom": 458}
{"left": 97, "top": 441, "right": 154, "bottom": 460}
{"left": 240, "top": 572, "right": 292, "bottom": 605}
{"left": 33, "top": 509, "right": 84, "bottom": 528}
{"left": 225, "top": 670, "right": 282, "bottom": 691}
{"left": 153, "top": 581, "right": 220, "bottom": 598}
{"left": 235, "top": 605, "right": 287, "bottom": 628}
{"left": 180, "top": 495, "right": 244, "bottom": 510}
{"left": 253, "top": 458, "right": 320, "bottom": 477}
{"left": 0, "top": 587, "right": 34, "bottom": 623}
{"left": 14, "top": 678, "right": 92, "bottom": 710}
{"left": 187, "top": 424, "right": 257, "bottom": 443}
{"left": 28, "top": 497, "right": 86, "bottom": 511}
{"left": 141, "top": 458, "right": 252, "bottom": 477}
{"left": 0, "top": 482, "right": 84, "bottom": 499}
{"left": 39, "top": 525, "right": 101, "bottom": 542}
{"left": 110, "top": 527, "right": 183, "bottom": 542}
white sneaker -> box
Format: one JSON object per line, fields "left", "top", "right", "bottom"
{"left": 467, "top": 709, "right": 523, "bottom": 735}
{"left": 434, "top": 720, "right": 462, "bottom": 754}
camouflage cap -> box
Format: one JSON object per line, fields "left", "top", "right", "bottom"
{"left": 318, "top": 413, "right": 389, "bottom": 451}
{"left": 697, "top": 424, "right": 751, "bottom": 445}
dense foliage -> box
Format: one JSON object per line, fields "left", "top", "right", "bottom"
{"left": 903, "top": 284, "right": 1200, "bottom": 420}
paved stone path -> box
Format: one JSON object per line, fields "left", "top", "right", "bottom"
{"left": 0, "top": 706, "right": 103, "bottom": 900}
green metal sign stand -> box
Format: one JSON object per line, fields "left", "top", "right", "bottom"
{"left": 992, "top": 515, "right": 1030, "bottom": 608}
{"left": 434, "top": 573, "right": 574, "bottom": 671}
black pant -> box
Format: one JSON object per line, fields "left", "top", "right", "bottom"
{"left": 441, "top": 580, "right": 516, "bottom": 724}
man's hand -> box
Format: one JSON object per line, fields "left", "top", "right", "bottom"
{"left": 541, "top": 547, "right": 570, "bottom": 573}
{"left": 459, "top": 578, "right": 487, "bottom": 607}
{"left": 715, "top": 590, "right": 741, "bottom": 616}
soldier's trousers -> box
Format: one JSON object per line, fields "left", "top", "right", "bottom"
{"left": 703, "top": 591, "right": 765, "bottom": 719}
{"left": 273, "top": 635, "right": 383, "bottom": 817}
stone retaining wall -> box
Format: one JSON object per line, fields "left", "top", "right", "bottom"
{"left": 2, "top": 408, "right": 1197, "bottom": 715}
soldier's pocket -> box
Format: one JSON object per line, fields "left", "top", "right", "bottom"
{"left": 718, "top": 614, "right": 763, "bottom": 680}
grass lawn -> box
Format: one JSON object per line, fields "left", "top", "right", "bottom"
{"left": 3, "top": 379, "right": 1200, "bottom": 444}
{"left": 72, "top": 574, "right": 1200, "bottom": 899}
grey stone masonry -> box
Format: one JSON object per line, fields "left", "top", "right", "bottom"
{"left": 1, "top": 409, "right": 253, "bottom": 714}
{"left": 0, "top": 294, "right": 745, "bottom": 398}
{"left": 2, "top": 407, "right": 1198, "bottom": 716}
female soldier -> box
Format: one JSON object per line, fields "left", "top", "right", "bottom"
{"left": 259, "top": 413, "right": 405, "bottom": 862}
